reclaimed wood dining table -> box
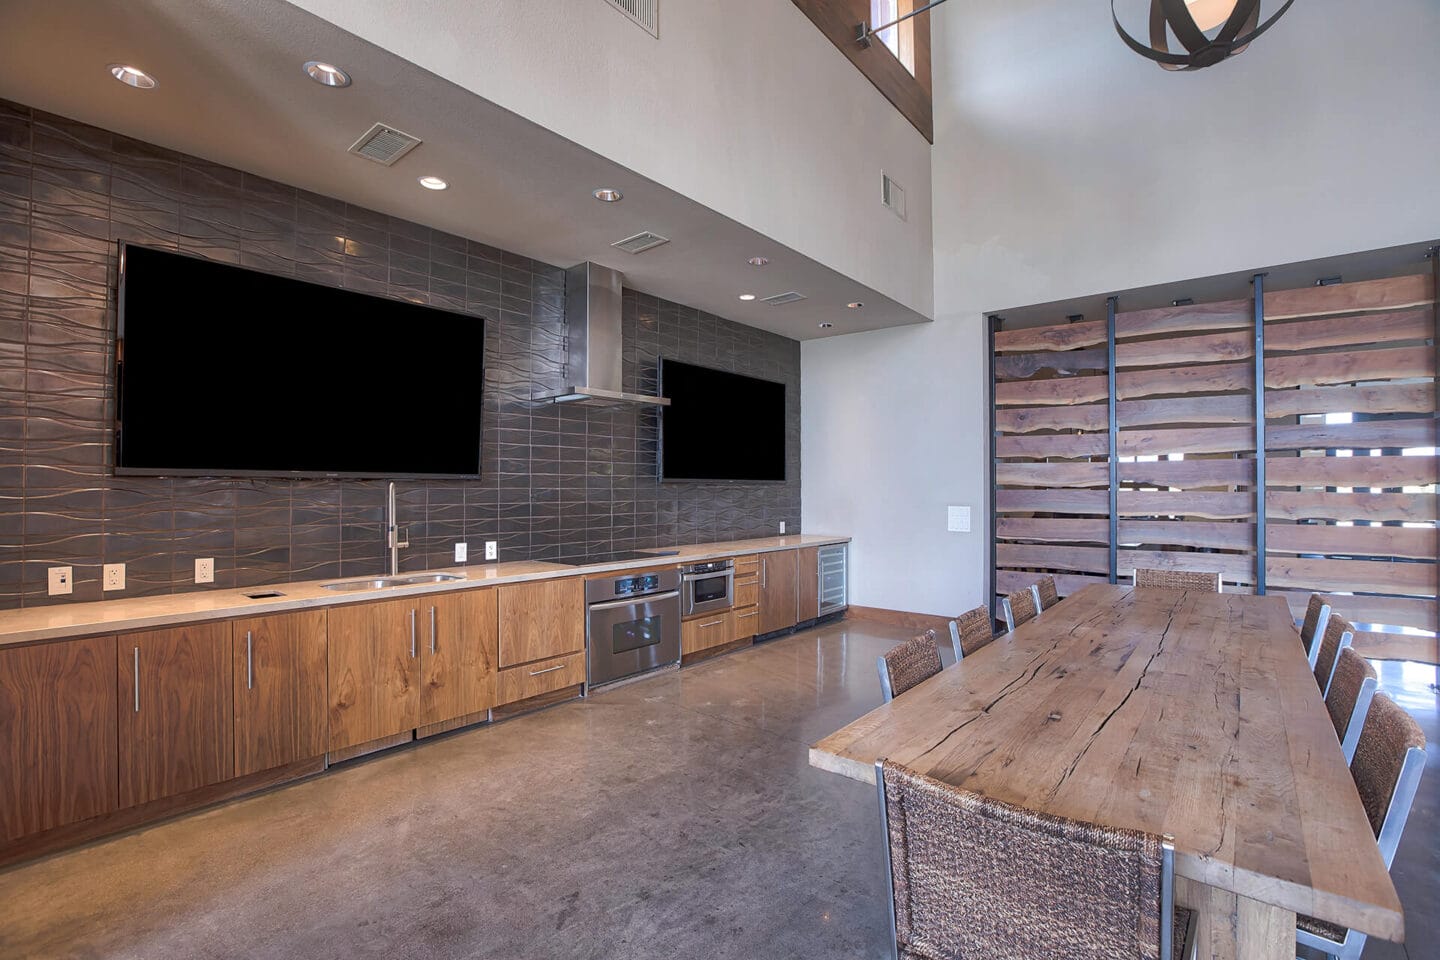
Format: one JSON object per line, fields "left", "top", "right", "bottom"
{"left": 810, "top": 584, "right": 1404, "bottom": 959}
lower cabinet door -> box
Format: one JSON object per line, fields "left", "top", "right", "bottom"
{"left": 419, "top": 589, "right": 498, "bottom": 726}
{"left": 797, "top": 546, "right": 821, "bottom": 622}
{"left": 327, "top": 599, "right": 421, "bottom": 752}
{"left": 118, "top": 623, "right": 234, "bottom": 808}
{"left": 682, "top": 612, "right": 735, "bottom": 656}
{"left": 0, "top": 635, "right": 119, "bottom": 842}
{"left": 232, "top": 610, "right": 328, "bottom": 778}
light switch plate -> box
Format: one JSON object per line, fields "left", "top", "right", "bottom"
{"left": 454, "top": 542, "right": 468, "bottom": 563}
{"left": 484, "top": 541, "right": 498, "bottom": 561}
{"left": 195, "top": 557, "right": 214, "bottom": 584}
{"left": 103, "top": 563, "right": 126, "bottom": 591}
{"left": 48, "top": 566, "right": 73, "bottom": 596}
{"left": 947, "top": 505, "right": 971, "bottom": 533}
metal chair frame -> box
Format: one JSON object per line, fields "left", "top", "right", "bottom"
{"left": 1334, "top": 670, "right": 1378, "bottom": 766}
{"left": 1000, "top": 585, "right": 1041, "bottom": 634}
{"left": 874, "top": 758, "right": 1195, "bottom": 960}
{"left": 1316, "top": 624, "right": 1353, "bottom": 699}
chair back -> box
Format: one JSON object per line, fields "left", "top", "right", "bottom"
{"left": 875, "top": 759, "right": 1178, "bottom": 960}
{"left": 876, "top": 630, "right": 942, "bottom": 703}
{"left": 1300, "top": 594, "right": 1332, "bottom": 668}
{"left": 1133, "top": 568, "right": 1222, "bottom": 592}
{"left": 1001, "top": 586, "right": 1038, "bottom": 633}
{"left": 948, "top": 605, "right": 995, "bottom": 661}
{"left": 1034, "top": 575, "right": 1060, "bottom": 611}
{"left": 1312, "top": 615, "right": 1353, "bottom": 698}
{"left": 1350, "top": 694, "right": 1427, "bottom": 868}
{"left": 1326, "top": 648, "right": 1377, "bottom": 764}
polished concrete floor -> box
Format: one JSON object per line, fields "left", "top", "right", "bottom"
{"left": 0, "top": 619, "right": 1434, "bottom": 960}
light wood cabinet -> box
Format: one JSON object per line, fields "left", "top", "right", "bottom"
{"left": 797, "top": 546, "right": 820, "bottom": 622}
{"left": 682, "top": 611, "right": 735, "bottom": 656}
{"left": 734, "top": 606, "right": 761, "bottom": 642}
{"left": 118, "top": 623, "right": 233, "bottom": 808}
{"left": 758, "top": 549, "right": 799, "bottom": 635}
{"left": 732, "top": 554, "right": 761, "bottom": 641}
{"left": 327, "top": 599, "right": 421, "bottom": 752}
{"left": 0, "top": 635, "right": 118, "bottom": 842}
{"left": 498, "top": 577, "right": 584, "bottom": 668}
{"left": 419, "top": 589, "right": 498, "bottom": 726}
{"left": 232, "top": 610, "right": 328, "bottom": 778}
{"left": 495, "top": 651, "right": 586, "bottom": 706}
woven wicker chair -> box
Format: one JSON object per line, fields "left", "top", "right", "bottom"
{"left": 947, "top": 605, "right": 995, "bottom": 662}
{"left": 1001, "top": 586, "right": 1038, "bottom": 633}
{"left": 1133, "top": 568, "right": 1222, "bottom": 592}
{"left": 1299, "top": 594, "right": 1332, "bottom": 669}
{"left": 876, "top": 630, "right": 942, "bottom": 703}
{"left": 1296, "top": 694, "right": 1427, "bottom": 960}
{"left": 1312, "top": 615, "right": 1354, "bottom": 699}
{"left": 1326, "top": 648, "right": 1378, "bottom": 764}
{"left": 876, "top": 759, "right": 1195, "bottom": 960}
{"left": 1034, "top": 575, "right": 1061, "bottom": 611}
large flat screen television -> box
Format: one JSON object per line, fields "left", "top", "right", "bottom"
{"left": 115, "top": 243, "right": 485, "bottom": 478}
{"left": 660, "top": 359, "right": 786, "bottom": 482}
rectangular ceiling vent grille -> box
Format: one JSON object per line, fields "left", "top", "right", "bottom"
{"left": 761, "top": 291, "right": 808, "bottom": 306}
{"left": 348, "top": 123, "right": 423, "bottom": 166}
{"left": 881, "top": 171, "right": 907, "bottom": 220}
{"left": 602, "top": 0, "right": 658, "bottom": 37}
{"left": 612, "top": 231, "right": 670, "bottom": 254}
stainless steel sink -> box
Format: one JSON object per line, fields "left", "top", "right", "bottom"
{"left": 321, "top": 573, "right": 465, "bottom": 592}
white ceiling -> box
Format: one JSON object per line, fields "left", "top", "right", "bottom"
{"left": 0, "top": 0, "right": 932, "bottom": 341}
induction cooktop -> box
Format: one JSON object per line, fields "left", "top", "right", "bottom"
{"left": 553, "top": 549, "right": 680, "bottom": 567}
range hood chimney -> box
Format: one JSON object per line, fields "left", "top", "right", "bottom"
{"left": 540, "top": 262, "right": 669, "bottom": 407}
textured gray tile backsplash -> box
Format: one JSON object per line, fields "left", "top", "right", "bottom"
{"left": 0, "top": 100, "right": 800, "bottom": 608}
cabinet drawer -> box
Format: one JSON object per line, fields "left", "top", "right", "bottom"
{"left": 733, "top": 554, "right": 760, "bottom": 576}
{"left": 733, "top": 607, "right": 760, "bottom": 641}
{"left": 682, "top": 612, "right": 734, "bottom": 656}
{"left": 734, "top": 580, "right": 760, "bottom": 609}
{"left": 495, "top": 651, "right": 586, "bottom": 706}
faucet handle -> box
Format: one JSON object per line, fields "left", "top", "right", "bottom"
{"left": 396, "top": 526, "right": 410, "bottom": 549}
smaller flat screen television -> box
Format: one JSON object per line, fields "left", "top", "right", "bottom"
{"left": 660, "top": 359, "right": 786, "bottom": 482}
{"left": 115, "top": 243, "right": 485, "bottom": 478}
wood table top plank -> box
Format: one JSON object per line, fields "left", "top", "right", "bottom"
{"left": 810, "top": 584, "right": 1404, "bottom": 941}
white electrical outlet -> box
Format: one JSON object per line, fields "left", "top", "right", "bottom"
{"left": 484, "top": 541, "right": 498, "bottom": 561}
{"left": 103, "top": 563, "right": 126, "bottom": 591}
{"left": 947, "top": 505, "right": 972, "bottom": 533}
{"left": 48, "top": 566, "right": 73, "bottom": 596}
{"left": 195, "top": 557, "right": 215, "bottom": 584}
{"left": 778, "top": 521, "right": 786, "bottom": 534}
{"left": 454, "top": 542, "right": 468, "bottom": 563}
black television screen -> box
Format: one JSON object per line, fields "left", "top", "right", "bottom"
{"left": 660, "top": 359, "right": 785, "bottom": 482}
{"left": 115, "top": 244, "right": 485, "bottom": 478}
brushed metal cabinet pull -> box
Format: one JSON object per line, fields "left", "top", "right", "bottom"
{"left": 430, "top": 606, "right": 437, "bottom": 654}
{"left": 529, "top": 664, "right": 565, "bottom": 677}
{"left": 246, "top": 630, "right": 253, "bottom": 690}
{"left": 409, "top": 609, "right": 417, "bottom": 658}
{"left": 133, "top": 646, "right": 140, "bottom": 712}
{"left": 762, "top": 557, "right": 767, "bottom": 589}
{"left": 700, "top": 619, "right": 725, "bottom": 628}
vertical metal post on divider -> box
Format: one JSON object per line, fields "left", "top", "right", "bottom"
{"left": 1253, "top": 273, "right": 1268, "bottom": 595}
{"left": 1106, "top": 297, "right": 1119, "bottom": 584}
{"left": 987, "top": 314, "right": 1002, "bottom": 622}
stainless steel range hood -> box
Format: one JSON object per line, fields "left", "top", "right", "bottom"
{"left": 539, "top": 262, "right": 669, "bottom": 407}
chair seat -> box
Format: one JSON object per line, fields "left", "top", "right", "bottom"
{"left": 1297, "top": 912, "right": 1347, "bottom": 944}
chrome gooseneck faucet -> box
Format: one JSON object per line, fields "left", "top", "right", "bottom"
{"left": 386, "top": 481, "right": 409, "bottom": 576}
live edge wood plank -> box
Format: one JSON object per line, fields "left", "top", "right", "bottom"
{"left": 809, "top": 585, "right": 1404, "bottom": 944}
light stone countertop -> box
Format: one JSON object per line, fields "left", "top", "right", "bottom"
{"left": 0, "top": 534, "right": 850, "bottom": 647}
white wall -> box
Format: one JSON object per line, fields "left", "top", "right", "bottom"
{"left": 286, "top": 0, "right": 933, "bottom": 319}
{"left": 804, "top": 0, "right": 1440, "bottom": 614}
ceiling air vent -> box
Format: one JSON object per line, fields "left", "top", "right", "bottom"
{"left": 348, "top": 123, "right": 423, "bottom": 166}
{"left": 761, "top": 291, "right": 807, "bottom": 306}
{"left": 602, "top": 0, "right": 659, "bottom": 37}
{"left": 612, "top": 231, "right": 670, "bottom": 255}
{"left": 881, "top": 171, "right": 907, "bottom": 221}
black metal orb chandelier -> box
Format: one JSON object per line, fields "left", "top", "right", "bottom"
{"left": 1113, "top": 0, "right": 1296, "bottom": 70}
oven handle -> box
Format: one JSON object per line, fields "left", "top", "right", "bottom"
{"left": 589, "top": 590, "right": 681, "bottom": 612}
{"left": 681, "top": 569, "right": 735, "bottom": 584}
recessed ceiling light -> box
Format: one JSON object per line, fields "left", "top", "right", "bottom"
{"left": 846, "top": 301, "right": 864, "bottom": 309}
{"left": 303, "top": 60, "right": 351, "bottom": 87}
{"left": 108, "top": 64, "right": 156, "bottom": 89}
{"left": 418, "top": 176, "right": 448, "bottom": 191}
{"left": 738, "top": 294, "right": 757, "bottom": 301}
{"left": 593, "top": 188, "right": 623, "bottom": 202}
{"left": 819, "top": 322, "right": 834, "bottom": 328}
{"left": 747, "top": 257, "right": 770, "bottom": 267}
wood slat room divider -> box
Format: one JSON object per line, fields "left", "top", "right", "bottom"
{"left": 990, "top": 262, "right": 1439, "bottom": 663}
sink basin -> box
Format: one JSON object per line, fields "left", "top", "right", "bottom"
{"left": 321, "top": 573, "right": 465, "bottom": 592}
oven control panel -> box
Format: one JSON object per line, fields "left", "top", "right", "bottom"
{"left": 613, "top": 573, "right": 662, "bottom": 597}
